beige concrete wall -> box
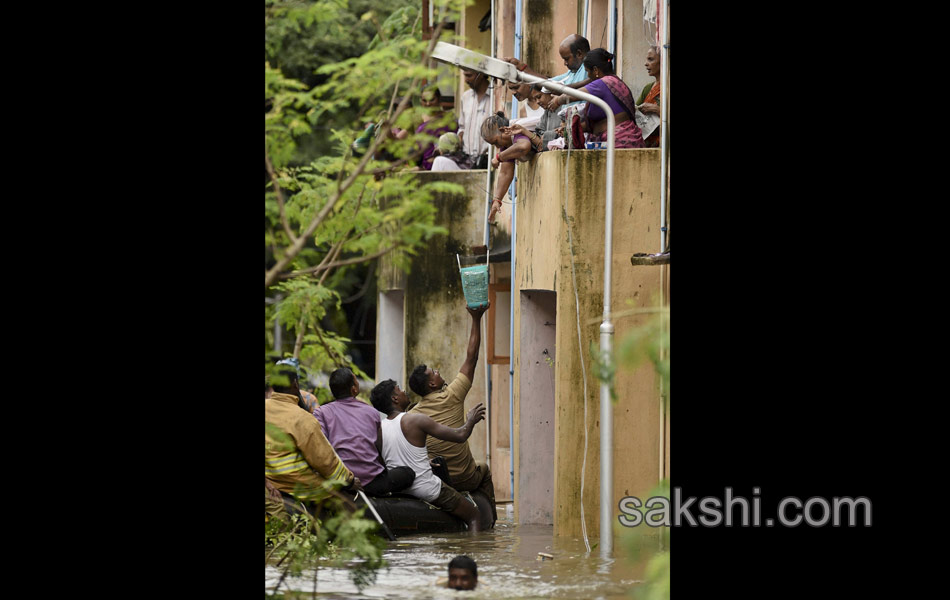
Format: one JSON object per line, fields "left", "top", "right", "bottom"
{"left": 587, "top": 0, "right": 610, "bottom": 50}
{"left": 522, "top": 0, "right": 580, "bottom": 80}
{"left": 461, "top": 0, "right": 492, "bottom": 55}
{"left": 514, "top": 148, "right": 665, "bottom": 539}
{"left": 518, "top": 289, "right": 557, "bottom": 524}
{"left": 620, "top": 0, "right": 660, "bottom": 102}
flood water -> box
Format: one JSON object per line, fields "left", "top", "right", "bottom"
{"left": 265, "top": 505, "right": 657, "bottom": 599}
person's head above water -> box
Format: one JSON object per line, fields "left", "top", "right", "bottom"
{"left": 447, "top": 555, "right": 478, "bottom": 591}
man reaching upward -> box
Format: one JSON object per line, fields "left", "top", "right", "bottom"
{"left": 407, "top": 304, "right": 497, "bottom": 526}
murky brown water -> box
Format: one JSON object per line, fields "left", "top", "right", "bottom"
{"left": 265, "top": 505, "right": 655, "bottom": 599}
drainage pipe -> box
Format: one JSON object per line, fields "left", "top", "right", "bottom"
{"left": 508, "top": 0, "right": 523, "bottom": 502}
{"left": 658, "top": 0, "right": 670, "bottom": 487}
{"left": 483, "top": 0, "right": 496, "bottom": 470}
{"left": 609, "top": 0, "right": 617, "bottom": 57}
{"left": 582, "top": 0, "right": 590, "bottom": 40}
{"left": 659, "top": 0, "right": 669, "bottom": 253}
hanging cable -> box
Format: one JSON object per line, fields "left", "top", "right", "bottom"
{"left": 562, "top": 134, "right": 592, "bottom": 554}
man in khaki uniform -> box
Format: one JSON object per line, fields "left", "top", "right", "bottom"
{"left": 265, "top": 363, "right": 362, "bottom": 506}
{"left": 408, "top": 304, "right": 496, "bottom": 526}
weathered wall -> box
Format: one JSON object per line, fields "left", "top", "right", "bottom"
{"left": 523, "top": 0, "right": 579, "bottom": 79}
{"left": 518, "top": 290, "right": 557, "bottom": 524}
{"left": 620, "top": 0, "right": 658, "bottom": 98}
{"left": 461, "top": 0, "right": 492, "bottom": 56}
{"left": 515, "top": 148, "right": 665, "bottom": 539}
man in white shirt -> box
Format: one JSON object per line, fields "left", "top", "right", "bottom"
{"left": 457, "top": 69, "right": 491, "bottom": 168}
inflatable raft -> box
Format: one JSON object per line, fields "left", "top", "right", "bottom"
{"left": 279, "top": 490, "right": 494, "bottom": 537}
{"left": 360, "top": 490, "right": 495, "bottom": 536}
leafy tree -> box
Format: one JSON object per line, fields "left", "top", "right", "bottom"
{"left": 265, "top": 1, "right": 472, "bottom": 591}
{"left": 265, "top": 0, "right": 470, "bottom": 375}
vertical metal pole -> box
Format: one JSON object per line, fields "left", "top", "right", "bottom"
{"left": 659, "top": 0, "right": 669, "bottom": 253}
{"left": 582, "top": 0, "right": 590, "bottom": 40}
{"left": 599, "top": 112, "right": 616, "bottom": 559}
{"left": 484, "top": 0, "right": 496, "bottom": 469}
{"left": 608, "top": 0, "right": 617, "bottom": 56}
{"left": 658, "top": 0, "right": 670, "bottom": 499}
{"left": 509, "top": 0, "right": 523, "bottom": 502}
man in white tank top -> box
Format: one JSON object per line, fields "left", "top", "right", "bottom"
{"left": 370, "top": 379, "right": 487, "bottom": 532}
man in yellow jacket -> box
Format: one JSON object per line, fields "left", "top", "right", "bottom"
{"left": 266, "top": 361, "right": 363, "bottom": 506}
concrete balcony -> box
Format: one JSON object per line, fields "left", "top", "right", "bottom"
{"left": 512, "top": 148, "right": 668, "bottom": 537}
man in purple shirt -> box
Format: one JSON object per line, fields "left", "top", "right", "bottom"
{"left": 314, "top": 367, "right": 415, "bottom": 497}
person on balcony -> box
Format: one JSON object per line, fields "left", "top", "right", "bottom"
{"left": 528, "top": 85, "right": 565, "bottom": 150}
{"left": 430, "top": 132, "right": 474, "bottom": 171}
{"left": 637, "top": 46, "right": 662, "bottom": 148}
{"left": 370, "top": 379, "right": 487, "bottom": 531}
{"left": 457, "top": 69, "right": 491, "bottom": 169}
{"left": 480, "top": 113, "right": 535, "bottom": 224}
{"left": 504, "top": 34, "right": 591, "bottom": 110}
{"left": 551, "top": 48, "right": 645, "bottom": 149}
{"left": 314, "top": 367, "right": 416, "bottom": 497}
{"left": 407, "top": 303, "right": 497, "bottom": 527}
{"left": 506, "top": 81, "right": 545, "bottom": 131}
{"left": 394, "top": 86, "right": 458, "bottom": 170}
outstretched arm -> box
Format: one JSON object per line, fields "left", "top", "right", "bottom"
{"left": 495, "top": 137, "right": 533, "bottom": 163}
{"left": 459, "top": 305, "right": 488, "bottom": 381}
{"left": 502, "top": 57, "right": 548, "bottom": 80}
{"left": 413, "top": 403, "right": 486, "bottom": 445}
{"left": 489, "top": 161, "right": 514, "bottom": 224}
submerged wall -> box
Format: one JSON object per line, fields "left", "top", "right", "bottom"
{"left": 514, "top": 148, "right": 667, "bottom": 539}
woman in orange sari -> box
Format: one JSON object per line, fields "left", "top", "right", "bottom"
{"left": 637, "top": 46, "right": 662, "bottom": 148}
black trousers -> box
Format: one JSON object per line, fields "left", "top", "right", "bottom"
{"left": 364, "top": 466, "right": 415, "bottom": 496}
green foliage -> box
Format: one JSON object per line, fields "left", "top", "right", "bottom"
{"left": 265, "top": 500, "right": 386, "bottom": 596}
{"left": 618, "top": 479, "right": 670, "bottom": 600}
{"left": 591, "top": 308, "right": 670, "bottom": 406}
{"left": 590, "top": 342, "right": 618, "bottom": 403}
{"left": 266, "top": 0, "right": 466, "bottom": 380}
{"left": 638, "top": 551, "right": 670, "bottom": 600}
{"left": 265, "top": 4, "right": 470, "bottom": 590}
{"left": 616, "top": 308, "right": 670, "bottom": 399}
{"left": 265, "top": 423, "right": 295, "bottom": 453}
